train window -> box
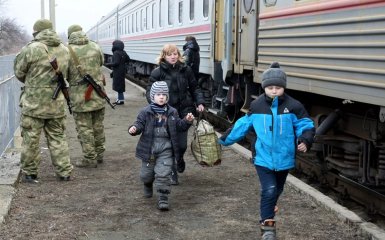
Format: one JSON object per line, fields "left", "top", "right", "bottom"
{"left": 159, "top": 0, "right": 163, "bottom": 27}
{"left": 136, "top": 12, "right": 139, "bottom": 32}
{"left": 146, "top": 6, "right": 150, "bottom": 30}
{"left": 203, "top": 0, "right": 209, "bottom": 18}
{"left": 263, "top": 0, "right": 277, "bottom": 7}
{"left": 132, "top": 14, "right": 135, "bottom": 33}
{"left": 152, "top": 3, "right": 155, "bottom": 29}
{"left": 178, "top": 1, "right": 183, "bottom": 24}
{"left": 119, "top": 20, "right": 122, "bottom": 35}
{"left": 141, "top": 9, "right": 144, "bottom": 31}
{"left": 128, "top": 16, "right": 130, "bottom": 33}
{"left": 168, "top": 0, "right": 174, "bottom": 25}
{"left": 243, "top": 0, "right": 253, "bottom": 13}
{"left": 189, "top": 0, "right": 194, "bottom": 21}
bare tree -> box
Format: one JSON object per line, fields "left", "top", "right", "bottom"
{"left": 0, "top": 0, "right": 30, "bottom": 55}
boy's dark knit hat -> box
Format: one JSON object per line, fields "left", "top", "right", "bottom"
{"left": 150, "top": 81, "right": 169, "bottom": 102}
{"left": 33, "top": 19, "right": 53, "bottom": 33}
{"left": 261, "top": 62, "right": 287, "bottom": 89}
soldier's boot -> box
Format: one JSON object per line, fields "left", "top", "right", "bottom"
{"left": 23, "top": 174, "right": 39, "bottom": 184}
{"left": 75, "top": 160, "right": 97, "bottom": 168}
{"left": 96, "top": 154, "right": 104, "bottom": 164}
{"left": 143, "top": 183, "right": 153, "bottom": 198}
{"left": 261, "top": 219, "right": 276, "bottom": 240}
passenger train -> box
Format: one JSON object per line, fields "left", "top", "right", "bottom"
{"left": 88, "top": 0, "right": 385, "bottom": 215}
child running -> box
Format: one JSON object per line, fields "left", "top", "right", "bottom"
{"left": 219, "top": 62, "right": 315, "bottom": 240}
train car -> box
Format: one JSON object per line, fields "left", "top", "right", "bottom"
{"left": 88, "top": 0, "right": 385, "bottom": 216}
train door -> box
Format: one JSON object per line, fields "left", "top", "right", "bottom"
{"left": 237, "top": 0, "right": 257, "bottom": 69}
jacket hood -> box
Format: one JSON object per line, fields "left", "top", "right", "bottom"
{"left": 68, "top": 31, "right": 89, "bottom": 45}
{"left": 183, "top": 40, "right": 200, "bottom": 51}
{"left": 112, "top": 40, "right": 124, "bottom": 52}
{"left": 33, "top": 29, "right": 61, "bottom": 47}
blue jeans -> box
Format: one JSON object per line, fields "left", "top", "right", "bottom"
{"left": 255, "top": 165, "right": 289, "bottom": 222}
{"left": 118, "top": 92, "right": 124, "bottom": 101}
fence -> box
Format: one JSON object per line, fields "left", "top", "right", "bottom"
{"left": 0, "top": 54, "right": 22, "bottom": 157}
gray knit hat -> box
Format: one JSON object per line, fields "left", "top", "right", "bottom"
{"left": 261, "top": 62, "right": 287, "bottom": 89}
{"left": 150, "top": 81, "right": 169, "bottom": 103}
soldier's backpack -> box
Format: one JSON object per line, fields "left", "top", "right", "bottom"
{"left": 191, "top": 118, "right": 221, "bottom": 166}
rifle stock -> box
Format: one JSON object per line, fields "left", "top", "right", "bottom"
{"left": 50, "top": 57, "right": 73, "bottom": 114}
{"left": 83, "top": 74, "right": 115, "bottom": 109}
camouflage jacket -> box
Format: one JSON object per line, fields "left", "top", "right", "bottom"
{"left": 14, "top": 29, "right": 70, "bottom": 119}
{"left": 67, "top": 31, "right": 105, "bottom": 112}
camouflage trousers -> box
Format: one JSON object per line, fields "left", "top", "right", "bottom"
{"left": 73, "top": 108, "right": 105, "bottom": 164}
{"left": 20, "top": 114, "right": 73, "bottom": 177}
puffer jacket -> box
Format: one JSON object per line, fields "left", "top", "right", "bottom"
{"left": 67, "top": 31, "right": 105, "bottom": 112}
{"left": 14, "top": 29, "right": 70, "bottom": 118}
{"left": 146, "top": 61, "right": 205, "bottom": 117}
{"left": 183, "top": 39, "right": 200, "bottom": 79}
{"left": 220, "top": 93, "right": 315, "bottom": 171}
{"left": 129, "top": 104, "right": 192, "bottom": 162}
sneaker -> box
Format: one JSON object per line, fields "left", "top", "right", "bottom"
{"left": 114, "top": 100, "right": 124, "bottom": 105}
{"left": 143, "top": 183, "right": 153, "bottom": 198}
{"left": 75, "top": 161, "right": 97, "bottom": 168}
{"left": 23, "top": 174, "right": 38, "bottom": 184}
{"left": 262, "top": 231, "right": 276, "bottom": 240}
{"left": 176, "top": 158, "right": 186, "bottom": 173}
{"left": 170, "top": 170, "right": 179, "bottom": 185}
{"left": 157, "top": 196, "right": 169, "bottom": 211}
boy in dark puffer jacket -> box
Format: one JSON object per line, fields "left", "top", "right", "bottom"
{"left": 129, "top": 81, "right": 194, "bottom": 211}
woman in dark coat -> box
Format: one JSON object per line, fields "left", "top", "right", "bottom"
{"left": 183, "top": 35, "right": 200, "bottom": 81}
{"left": 105, "top": 40, "right": 130, "bottom": 105}
{"left": 146, "top": 44, "right": 205, "bottom": 185}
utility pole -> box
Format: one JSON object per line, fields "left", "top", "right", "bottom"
{"left": 41, "top": 0, "right": 45, "bottom": 19}
{"left": 49, "top": 0, "right": 56, "bottom": 31}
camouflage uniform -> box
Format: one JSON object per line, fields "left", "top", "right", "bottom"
{"left": 13, "top": 21, "right": 73, "bottom": 179}
{"left": 67, "top": 26, "right": 106, "bottom": 166}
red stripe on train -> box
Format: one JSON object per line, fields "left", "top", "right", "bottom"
{"left": 260, "top": 0, "right": 385, "bottom": 20}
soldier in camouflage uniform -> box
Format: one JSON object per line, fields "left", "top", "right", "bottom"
{"left": 67, "top": 24, "right": 106, "bottom": 168}
{"left": 13, "top": 19, "right": 73, "bottom": 183}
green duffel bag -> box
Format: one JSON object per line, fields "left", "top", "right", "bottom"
{"left": 191, "top": 119, "right": 221, "bottom": 166}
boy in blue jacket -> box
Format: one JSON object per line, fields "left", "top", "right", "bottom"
{"left": 219, "top": 62, "right": 315, "bottom": 240}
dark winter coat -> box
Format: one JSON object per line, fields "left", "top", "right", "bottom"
{"left": 105, "top": 40, "right": 130, "bottom": 93}
{"left": 146, "top": 61, "right": 205, "bottom": 118}
{"left": 129, "top": 104, "right": 192, "bottom": 162}
{"left": 220, "top": 93, "right": 315, "bottom": 171}
{"left": 183, "top": 39, "right": 200, "bottom": 80}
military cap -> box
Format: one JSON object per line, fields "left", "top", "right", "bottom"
{"left": 68, "top": 24, "right": 83, "bottom": 37}
{"left": 33, "top": 19, "right": 53, "bottom": 32}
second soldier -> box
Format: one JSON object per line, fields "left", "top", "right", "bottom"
{"left": 67, "top": 24, "right": 106, "bottom": 168}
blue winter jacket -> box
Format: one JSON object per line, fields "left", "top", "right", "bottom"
{"left": 219, "top": 93, "right": 315, "bottom": 171}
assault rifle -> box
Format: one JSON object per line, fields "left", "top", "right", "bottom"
{"left": 82, "top": 74, "right": 115, "bottom": 109}
{"left": 50, "top": 58, "right": 73, "bottom": 114}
